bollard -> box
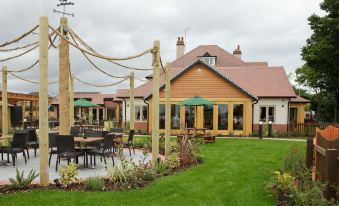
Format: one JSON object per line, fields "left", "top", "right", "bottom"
{"left": 268, "top": 121, "right": 272, "bottom": 137}
{"left": 259, "top": 121, "right": 263, "bottom": 139}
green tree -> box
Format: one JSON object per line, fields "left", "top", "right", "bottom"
{"left": 295, "top": 0, "right": 339, "bottom": 122}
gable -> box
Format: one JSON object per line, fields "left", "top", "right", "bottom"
{"left": 159, "top": 64, "right": 251, "bottom": 99}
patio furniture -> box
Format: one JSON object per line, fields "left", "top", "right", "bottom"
{"left": 2, "top": 132, "right": 28, "bottom": 167}
{"left": 48, "top": 132, "right": 59, "bottom": 167}
{"left": 84, "top": 130, "right": 104, "bottom": 148}
{"left": 86, "top": 134, "right": 115, "bottom": 168}
{"left": 55, "top": 135, "right": 86, "bottom": 171}
{"left": 114, "top": 130, "right": 135, "bottom": 156}
{"left": 70, "top": 126, "right": 81, "bottom": 136}
{"left": 0, "top": 136, "right": 10, "bottom": 165}
{"left": 27, "top": 129, "right": 39, "bottom": 157}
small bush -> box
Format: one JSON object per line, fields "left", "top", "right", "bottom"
{"left": 9, "top": 169, "right": 39, "bottom": 190}
{"left": 59, "top": 163, "right": 79, "bottom": 188}
{"left": 164, "top": 152, "right": 180, "bottom": 170}
{"left": 154, "top": 158, "right": 168, "bottom": 175}
{"left": 282, "top": 146, "right": 310, "bottom": 181}
{"left": 85, "top": 176, "right": 105, "bottom": 191}
{"left": 178, "top": 137, "right": 199, "bottom": 166}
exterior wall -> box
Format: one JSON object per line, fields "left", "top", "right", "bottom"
{"left": 253, "top": 98, "right": 290, "bottom": 132}
{"left": 121, "top": 98, "right": 148, "bottom": 129}
{"left": 290, "top": 103, "right": 306, "bottom": 124}
{"left": 149, "top": 64, "right": 254, "bottom": 136}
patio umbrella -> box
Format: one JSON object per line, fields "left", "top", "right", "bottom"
{"left": 177, "top": 96, "right": 214, "bottom": 128}
{"left": 74, "top": 99, "right": 99, "bottom": 123}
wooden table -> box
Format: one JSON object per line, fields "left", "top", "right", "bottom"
{"left": 74, "top": 137, "right": 104, "bottom": 143}
{"left": 108, "top": 132, "right": 124, "bottom": 138}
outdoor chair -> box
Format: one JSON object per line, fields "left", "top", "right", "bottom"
{"left": 114, "top": 130, "right": 135, "bottom": 156}
{"left": 84, "top": 130, "right": 103, "bottom": 148}
{"left": 55, "top": 135, "right": 85, "bottom": 171}
{"left": 70, "top": 126, "right": 81, "bottom": 136}
{"left": 2, "top": 132, "right": 28, "bottom": 167}
{"left": 27, "top": 129, "right": 39, "bottom": 157}
{"left": 48, "top": 132, "right": 59, "bottom": 167}
{"left": 111, "top": 128, "right": 124, "bottom": 133}
{"left": 86, "top": 134, "right": 115, "bottom": 168}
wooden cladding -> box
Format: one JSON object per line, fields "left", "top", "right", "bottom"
{"left": 159, "top": 64, "right": 250, "bottom": 99}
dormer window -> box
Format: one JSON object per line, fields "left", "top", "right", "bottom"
{"left": 198, "top": 52, "right": 217, "bottom": 66}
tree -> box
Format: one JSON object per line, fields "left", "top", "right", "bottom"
{"left": 295, "top": 0, "right": 339, "bottom": 122}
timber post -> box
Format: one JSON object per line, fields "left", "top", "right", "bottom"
{"left": 164, "top": 62, "right": 171, "bottom": 155}
{"left": 306, "top": 138, "right": 314, "bottom": 169}
{"left": 70, "top": 73, "right": 74, "bottom": 127}
{"left": 324, "top": 149, "right": 338, "bottom": 199}
{"left": 1, "top": 66, "right": 9, "bottom": 146}
{"left": 151, "top": 40, "right": 160, "bottom": 165}
{"left": 129, "top": 71, "right": 135, "bottom": 131}
{"left": 38, "top": 16, "right": 49, "bottom": 186}
{"left": 59, "top": 16, "right": 70, "bottom": 135}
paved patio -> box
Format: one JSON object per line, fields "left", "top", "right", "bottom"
{"left": 0, "top": 148, "right": 150, "bottom": 184}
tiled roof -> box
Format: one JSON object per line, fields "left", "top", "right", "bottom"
{"left": 51, "top": 93, "right": 116, "bottom": 105}
{"left": 290, "top": 95, "right": 310, "bottom": 103}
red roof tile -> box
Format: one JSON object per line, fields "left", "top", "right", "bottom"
{"left": 290, "top": 95, "right": 310, "bottom": 103}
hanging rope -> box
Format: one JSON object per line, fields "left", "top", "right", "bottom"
{"left": 73, "top": 75, "right": 129, "bottom": 87}
{"left": 7, "top": 60, "right": 39, "bottom": 73}
{"left": 69, "top": 28, "right": 153, "bottom": 71}
{"left": 49, "top": 25, "right": 153, "bottom": 62}
{"left": 8, "top": 71, "right": 58, "bottom": 84}
{"left": 0, "top": 25, "right": 39, "bottom": 48}
{"left": 68, "top": 32, "right": 128, "bottom": 79}
{"left": 0, "top": 41, "right": 39, "bottom": 52}
{"left": 0, "top": 44, "right": 39, "bottom": 62}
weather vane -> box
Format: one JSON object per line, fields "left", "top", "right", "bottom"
{"left": 53, "top": 0, "right": 75, "bottom": 17}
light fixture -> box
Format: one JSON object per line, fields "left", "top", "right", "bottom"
{"left": 268, "top": 121, "right": 272, "bottom": 125}
{"left": 259, "top": 121, "right": 263, "bottom": 125}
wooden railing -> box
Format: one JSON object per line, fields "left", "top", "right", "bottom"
{"left": 306, "top": 125, "right": 339, "bottom": 200}
{"left": 290, "top": 122, "right": 333, "bottom": 136}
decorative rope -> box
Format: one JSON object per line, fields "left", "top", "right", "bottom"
{"left": 8, "top": 71, "right": 58, "bottom": 84}
{"left": 7, "top": 60, "right": 39, "bottom": 73}
{"left": 49, "top": 25, "right": 152, "bottom": 61}
{"left": 0, "top": 41, "right": 39, "bottom": 52}
{"left": 0, "top": 44, "right": 39, "bottom": 62}
{"left": 68, "top": 31, "right": 128, "bottom": 79}
{"left": 73, "top": 75, "right": 129, "bottom": 87}
{"left": 0, "top": 25, "right": 39, "bottom": 48}
{"left": 69, "top": 28, "right": 153, "bottom": 71}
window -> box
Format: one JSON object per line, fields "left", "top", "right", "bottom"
{"left": 185, "top": 106, "right": 195, "bottom": 128}
{"left": 204, "top": 105, "right": 213, "bottom": 129}
{"left": 142, "top": 106, "right": 148, "bottom": 121}
{"left": 159, "top": 104, "right": 165, "bottom": 129}
{"left": 200, "top": 57, "right": 216, "bottom": 66}
{"left": 171, "top": 104, "right": 180, "bottom": 129}
{"left": 233, "top": 104, "right": 243, "bottom": 130}
{"left": 135, "top": 106, "right": 141, "bottom": 121}
{"left": 259, "top": 106, "right": 275, "bottom": 122}
{"left": 218, "top": 104, "right": 228, "bottom": 130}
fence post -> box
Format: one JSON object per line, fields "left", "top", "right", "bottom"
{"left": 324, "top": 149, "right": 338, "bottom": 199}
{"left": 306, "top": 138, "right": 314, "bottom": 169}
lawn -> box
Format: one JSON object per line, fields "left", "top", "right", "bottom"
{"left": 0, "top": 138, "right": 305, "bottom": 206}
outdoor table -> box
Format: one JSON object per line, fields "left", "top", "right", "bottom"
{"left": 74, "top": 137, "right": 104, "bottom": 143}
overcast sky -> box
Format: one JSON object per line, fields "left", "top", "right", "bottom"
{"left": 0, "top": 0, "right": 323, "bottom": 95}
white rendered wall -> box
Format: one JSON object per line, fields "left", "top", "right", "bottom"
{"left": 253, "top": 98, "right": 289, "bottom": 124}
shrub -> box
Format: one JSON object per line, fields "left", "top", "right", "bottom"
{"left": 154, "top": 158, "right": 168, "bottom": 175}
{"left": 84, "top": 176, "right": 105, "bottom": 191}
{"left": 9, "top": 169, "right": 39, "bottom": 190}
{"left": 282, "top": 146, "right": 310, "bottom": 181}
{"left": 164, "top": 152, "right": 180, "bottom": 170}
{"left": 58, "top": 163, "right": 79, "bottom": 188}
{"left": 178, "top": 137, "right": 199, "bottom": 166}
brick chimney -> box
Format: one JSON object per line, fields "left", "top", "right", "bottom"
{"left": 233, "top": 45, "right": 242, "bottom": 59}
{"left": 176, "top": 36, "right": 185, "bottom": 59}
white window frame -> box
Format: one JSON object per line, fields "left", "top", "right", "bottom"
{"left": 259, "top": 106, "right": 276, "bottom": 123}
{"left": 200, "top": 57, "right": 216, "bottom": 66}
{"left": 135, "top": 105, "right": 148, "bottom": 122}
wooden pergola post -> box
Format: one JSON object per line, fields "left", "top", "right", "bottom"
{"left": 59, "top": 17, "right": 70, "bottom": 135}
{"left": 164, "top": 62, "right": 171, "bottom": 155}
{"left": 151, "top": 40, "right": 160, "bottom": 165}
{"left": 129, "top": 71, "right": 135, "bottom": 131}
{"left": 69, "top": 73, "right": 74, "bottom": 127}
{"left": 1, "top": 66, "right": 9, "bottom": 146}
{"left": 38, "top": 16, "right": 49, "bottom": 186}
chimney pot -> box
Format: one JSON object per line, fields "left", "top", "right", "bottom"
{"left": 233, "top": 44, "right": 242, "bottom": 59}
{"left": 176, "top": 36, "right": 185, "bottom": 58}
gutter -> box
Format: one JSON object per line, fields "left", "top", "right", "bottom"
{"left": 287, "top": 98, "right": 290, "bottom": 132}
{"left": 252, "top": 99, "right": 259, "bottom": 133}
{"left": 143, "top": 98, "right": 149, "bottom": 134}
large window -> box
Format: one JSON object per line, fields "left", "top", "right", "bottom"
{"left": 135, "top": 106, "right": 141, "bottom": 120}
{"left": 233, "top": 104, "right": 243, "bottom": 130}
{"left": 171, "top": 104, "right": 180, "bottom": 129}
{"left": 185, "top": 106, "right": 195, "bottom": 128}
{"left": 259, "top": 106, "right": 275, "bottom": 122}
{"left": 159, "top": 104, "right": 165, "bottom": 129}
{"left": 204, "top": 105, "right": 213, "bottom": 129}
{"left": 218, "top": 104, "right": 228, "bottom": 130}
{"left": 142, "top": 106, "right": 148, "bottom": 121}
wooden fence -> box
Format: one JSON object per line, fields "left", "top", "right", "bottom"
{"left": 306, "top": 125, "right": 339, "bottom": 200}
{"left": 290, "top": 122, "right": 333, "bottom": 135}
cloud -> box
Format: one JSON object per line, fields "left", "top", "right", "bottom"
{"left": 0, "top": 0, "right": 323, "bottom": 94}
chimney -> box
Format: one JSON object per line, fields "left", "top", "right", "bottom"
{"left": 176, "top": 36, "right": 185, "bottom": 59}
{"left": 233, "top": 45, "right": 242, "bottom": 59}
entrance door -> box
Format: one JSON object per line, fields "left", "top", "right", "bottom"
{"left": 185, "top": 106, "right": 195, "bottom": 128}
{"left": 289, "top": 108, "right": 297, "bottom": 124}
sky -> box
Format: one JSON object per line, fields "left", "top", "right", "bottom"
{"left": 0, "top": 0, "right": 324, "bottom": 95}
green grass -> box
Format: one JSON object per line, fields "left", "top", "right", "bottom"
{"left": 0, "top": 139, "right": 305, "bottom": 206}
